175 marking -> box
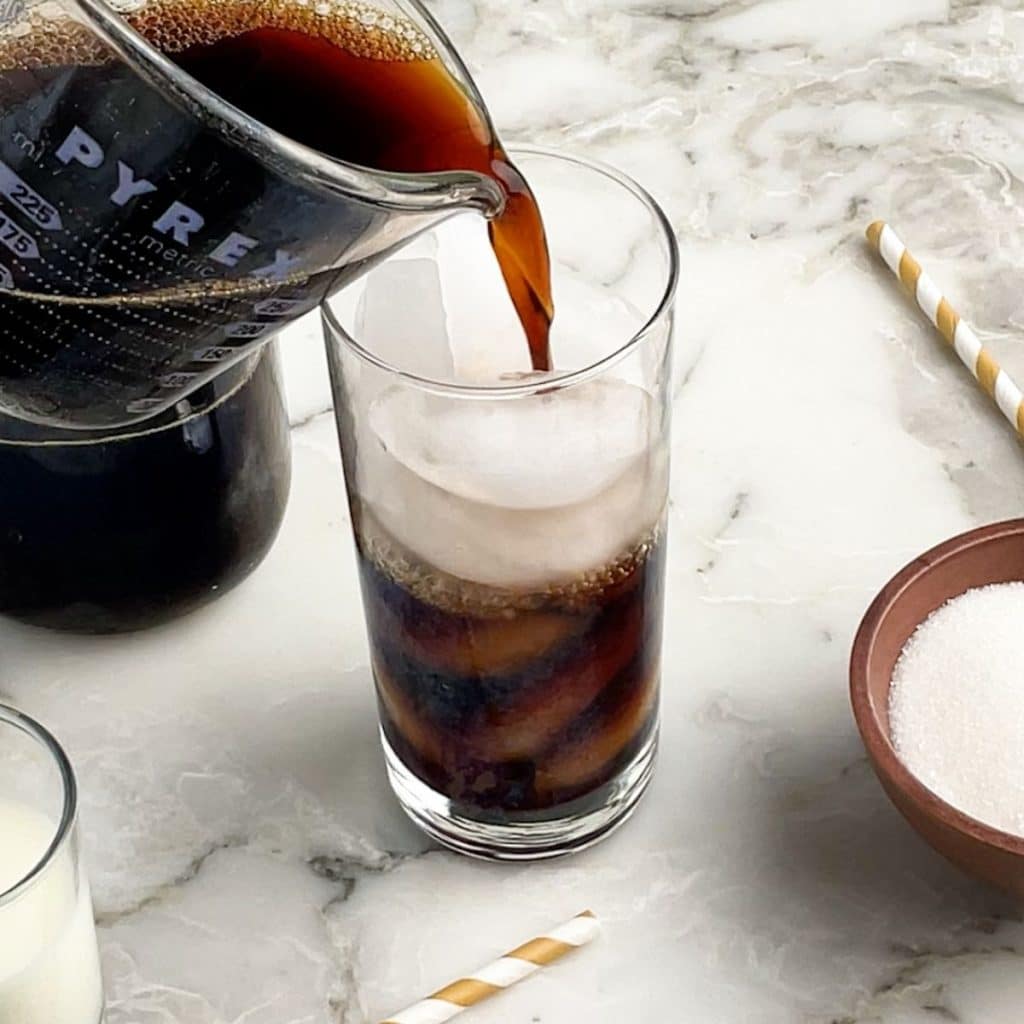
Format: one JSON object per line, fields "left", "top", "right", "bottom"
{"left": 0, "top": 211, "right": 38, "bottom": 258}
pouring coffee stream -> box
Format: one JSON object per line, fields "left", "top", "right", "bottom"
{"left": 0, "top": 0, "right": 554, "bottom": 428}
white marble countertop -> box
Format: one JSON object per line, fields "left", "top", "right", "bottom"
{"left": 6, "top": 1, "right": 1024, "bottom": 1021}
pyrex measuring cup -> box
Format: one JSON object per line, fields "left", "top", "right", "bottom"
{"left": 0, "top": 0, "right": 503, "bottom": 428}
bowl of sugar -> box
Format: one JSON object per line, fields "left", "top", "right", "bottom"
{"left": 851, "top": 518, "right": 1024, "bottom": 896}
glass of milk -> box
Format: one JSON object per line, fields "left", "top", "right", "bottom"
{"left": 0, "top": 704, "right": 104, "bottom": 1024}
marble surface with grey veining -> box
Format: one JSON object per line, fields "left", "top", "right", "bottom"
{"left": 7, "top": 1, "right": 1024, "bottom": 1021}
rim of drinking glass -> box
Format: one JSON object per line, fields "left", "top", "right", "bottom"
{"left": 321, "top": 144, "right": 680, "bottom": 399}
{"left": 68, "top": 0, "right": 504, "bottom": 215}
{"left": 0, "top": 704, "right": 78, "bottom": 907}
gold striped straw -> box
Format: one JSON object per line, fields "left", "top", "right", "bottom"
{"left": 866, "top": 220, "right": 1024, "bottom": 439}
{"left": 380, "top": 910, "right": 600, "bottom": 1024}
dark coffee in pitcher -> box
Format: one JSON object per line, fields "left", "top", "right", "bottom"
{"left": 0, "top": 345, "right": 291, "bottom": 633}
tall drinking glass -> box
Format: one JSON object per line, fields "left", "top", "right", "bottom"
{"left": 323, "top": 148, "right": 678, "bottom": 859}
{"left": 0, "top": 705, "right": 104, "bottom": 1022}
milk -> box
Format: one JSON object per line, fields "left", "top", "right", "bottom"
{"left": 0, "top": 798, "right": 103, "bottom": 1024}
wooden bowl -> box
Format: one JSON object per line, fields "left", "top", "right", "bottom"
{"left": 850, "top": 518, "right": 1024, "bottom": 897}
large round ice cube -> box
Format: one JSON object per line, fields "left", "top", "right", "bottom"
{"left": 361, "top": 377, "right": 667, "bottom": 589}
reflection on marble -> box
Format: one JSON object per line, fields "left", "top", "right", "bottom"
{"left": 4, "top": 1, "right": 1024, "bottom": 1021}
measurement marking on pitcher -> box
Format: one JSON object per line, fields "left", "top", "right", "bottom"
{"left": 0, "top": 160, "right": 62, "bottom": 229}
{"left": 194, "top": 345, "right": 236, "bottom": 363}
{"left": 0, "top": 211, "right": 38, "bottom": 258}
{"left": 0, "top": 264, "right": 12, "bottom": 289}
{"left": 223, "top": 320, "right": 269, "bottom": 340}
{"left": 253, "top": 297, "right": 310, "bottom": 317}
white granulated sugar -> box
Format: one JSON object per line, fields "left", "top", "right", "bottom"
{"left": 889, "top": 582, "right": 1024, "bottom": 836}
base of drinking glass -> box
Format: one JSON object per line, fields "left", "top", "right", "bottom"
{"left": 381, "top": 727, "right": 658, "bottom": 861}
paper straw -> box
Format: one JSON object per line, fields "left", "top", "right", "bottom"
{"left": 866, "top": 220, "right": 1024, "bottom": 439}
{"left": 380, "top": 910, "right": 600, "bottom": 1024}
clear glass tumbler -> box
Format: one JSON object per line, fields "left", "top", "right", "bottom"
{"left": 0, "top": 705, "right": 104, "bottom": 1022}
{"left": 323, "top": 147, "right": 678, "bottom": 859}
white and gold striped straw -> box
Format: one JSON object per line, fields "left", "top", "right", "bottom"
{"left": 866, "top": 220, "right": 1024, "bottom": 439}
{"left": 380, "top": 910, "right": 600, "bottom": 1024}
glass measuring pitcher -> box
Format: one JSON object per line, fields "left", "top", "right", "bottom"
{"left": 0, "top": 0, "right": 504, "bottom": 428}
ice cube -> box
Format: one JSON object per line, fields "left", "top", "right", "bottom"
{"left": 361, "top": 378, "right": 667, "bottom": 589}
{"left": 354, "top": 254, "right": 454, "bottom": 380}
{"left": 369, "top": 378, "right": 650, "bottom": 510}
